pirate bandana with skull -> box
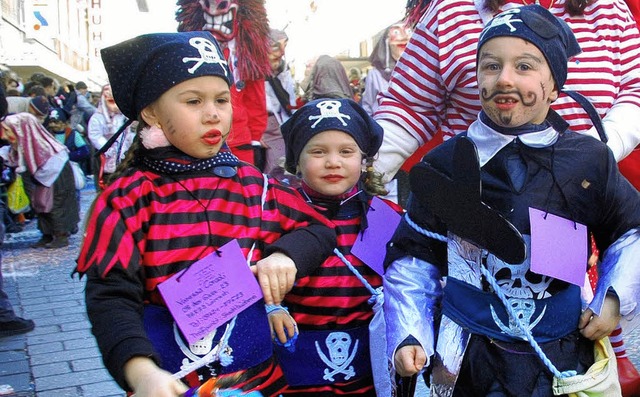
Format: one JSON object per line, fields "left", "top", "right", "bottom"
{"left": 182, "top": 36, "right": 229, "bottom": 75}
{"left": 177, "top": 0, "right": 271, "bottom": 82}
{"left": 281, "top": 98, "right": 384, "bottom": 174}
{"left": 99, "top": 31, "right": 231, "bottom": 120}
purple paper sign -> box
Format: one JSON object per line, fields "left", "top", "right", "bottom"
{"left": 529, "top": 207, "right": 587, "bottom": 286}
{"left": 351, "top": 196, "right": 401, "bottom": 276}
{"left": 158, "top": 239, "right": 262, "bottom": 344}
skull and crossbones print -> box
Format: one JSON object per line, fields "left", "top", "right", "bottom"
{"left": 182, "top": 37, "right": 229, "bottom": 74}
{"left": 308, "top": 100, "right": 351, "bottom": 128}
{"left": 315, "top": 331, "right": 358, "bottom": 382}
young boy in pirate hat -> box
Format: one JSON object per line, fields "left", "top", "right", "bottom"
{"left": 383, "top": 5, "right": 640, "bottom": 395}
{"left": 75, "top": 31, "right": 336, "bottom": 397}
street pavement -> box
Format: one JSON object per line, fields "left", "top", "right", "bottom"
{"left": 0, "top": 179, "right": 639, "bottom": 396}
{"left": 0, "top": 180, "right": 123, "bottom": 396}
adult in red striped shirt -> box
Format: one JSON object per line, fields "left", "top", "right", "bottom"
{"left": 373, "top": 0, "right": 640, "bottom": 182}
{"left": 617, "top": 0, "right": 640, "bottom": 190}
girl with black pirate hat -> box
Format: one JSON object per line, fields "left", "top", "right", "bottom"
{"left": 75, "top": 31, "right": 336, "bottom": 397}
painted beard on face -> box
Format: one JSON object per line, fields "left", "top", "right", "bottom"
{"left": 480, "top": 88, "right": 539, "bottom": 126}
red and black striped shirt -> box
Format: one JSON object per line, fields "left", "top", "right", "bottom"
{"left": 77, "top": 163, "right": 335, "bottom": 394}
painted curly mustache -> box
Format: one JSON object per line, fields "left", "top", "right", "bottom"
{"left": 480, "top": 89, "right": 538, "bottom": 125}
{"left": 481, "top": 89, "right": 538, "bottom": 107}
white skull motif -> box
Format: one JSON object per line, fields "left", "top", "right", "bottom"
{"left": 327, "top": 332, "right": 351, "bottom": 365}
{"left": 486, "top": 254, "right": 552, "bottom": 299}
{"left": 315, "top": 331, "right": 358, "bottom": 381}
{"left": 182, "top": 37, "right": 228, "bottom": 74}
{"left": 480, "top": 8, "right": 523, "bottom": 38}
{"left": 491, "top": 297, "right": 546, "bottom": 339}
{"left": 308, "top": 100, "right": 351, "bottom": 128}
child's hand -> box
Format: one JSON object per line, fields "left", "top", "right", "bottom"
{"left": 251, "top": 252, "right": 296, "bottom": 305}
{"left": 268, "top": 306, "right": 297, "bottom": 344}
{"left": 579, "top": 294, "right": 621, "bottom": 340}
{"left": 394, "top": 345, "right": 427, "bottom": 377}
{"left": 125, "top": 356, "right": 188, "bottom": 397}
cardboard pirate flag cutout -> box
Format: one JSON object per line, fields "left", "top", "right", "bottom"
{"left": 410, "top": 137, "right": 526, "bottom": 264}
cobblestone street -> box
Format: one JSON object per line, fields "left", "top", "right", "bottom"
{"left": 0, "top": 181, "right": 122, "bottom": 396}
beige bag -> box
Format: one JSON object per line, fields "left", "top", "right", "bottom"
{"left": 552, "top": 337, "right": 621, "bottom": 397}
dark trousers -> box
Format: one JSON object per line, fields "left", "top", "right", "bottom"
{"left": 0, "top": 198, "right": 18, "bottom": 322}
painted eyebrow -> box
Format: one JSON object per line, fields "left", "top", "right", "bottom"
{"left": 478, "top": 51, "right": 545, "bottom": 63}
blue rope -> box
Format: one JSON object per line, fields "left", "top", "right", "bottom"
{"left": 265, "top": 304, "right": 289, "bottom": 314}
{"left": 333, "top": 248, "right": 379, "bottom": 297}
{"left": 404, "top": 213, "right": 575, "bottom": 378}
{"left": 404, "top": 214, "right": 448, "bottom": 242}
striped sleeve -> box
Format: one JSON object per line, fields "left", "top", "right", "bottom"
{"left": 374, "top": 0, "right": 484, "bottom": 145}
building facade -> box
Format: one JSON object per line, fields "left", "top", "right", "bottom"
{"left": 0, "top": 0, "right": 107, "bottom": 90}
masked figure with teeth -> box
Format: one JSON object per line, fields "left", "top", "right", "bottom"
{"left": 177, "top": 0, "right": 271, "bottom": 167}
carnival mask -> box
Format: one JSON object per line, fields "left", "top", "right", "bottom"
{"left": 199, "top": 0, "right": 239, "bottom": 42}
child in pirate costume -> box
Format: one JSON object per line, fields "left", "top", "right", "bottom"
{"left": 268, "top": 98, "right": 403, "bottom": 396}
{"left": 74, "top": 31, "right": 336, "bottom": 397}
{"left": 383, "top": 5, "right": 640, "bottom": 396}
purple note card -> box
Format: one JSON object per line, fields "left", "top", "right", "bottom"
{"left": 529, "top": 207, "right": 587, "bottom": 286}
{"left": 351, "top": 196, "right": 401, "bottom": 276}
{"left": 158, "top": 239, "right": 262, "bottom": 344}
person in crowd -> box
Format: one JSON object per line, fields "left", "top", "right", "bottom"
{"left": 89, "top": 91, "right": 100, "bottom": 107}
{"left": 0, "top": 84, "right": 35, "bottom": 337}
{"left": 87, "top": 84, "right": 134, "bottom": 190}
{"left": 70, "top": 81, "right": 96, "bottom": 134}
{"left": 270, "top": 98, "right": 402, "bottom": 396}
{"left": 38, "top": 76, "right": 59, "bottom": 107}
{"left": 300, "top": 55, "right": 354, "bottom": 103}
{"left": 74, "top": 31, "right": 336, "bottom": 397}
{"left": 361, "top": 21, "right": 412, "bottom": 116}
{"left": 361, "top": 20, "right": 413, "bottom": 206}
{"left": 176, "top": 0, "right": 271, "bottom": 166}
{"left": 28, "top": 72, "right": 46, "bottom": 85}
{"left": 348, "top": 68, "right": 363, "bottom": 103}
{"left": 0, "top": 96, "right": 78, "bottom": 250}
{"left": 45, "top": 107, "right": 90, "bottom": 176}
{"left": 20, "top": 75, "right": 46, "bottom": 102}
{"left": 23, "top": 83, "right": 45, "bottom": 99}
{"left": 617, "top": 0, "right": 640, "bottom": 191}
{"left": 3, "top": 70, "right": 22, "bottom": 96}
{"left": 604, "top": 5, "right": 640, "bottom": 395}
{"left": 27, "top": 96, "right": 51, "bottom": 124}
{"left": 383, "top": 6, "right": 640, "bottom": 395}
{"left": 263, "top": 28, "right": 297, "bottom": 176}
